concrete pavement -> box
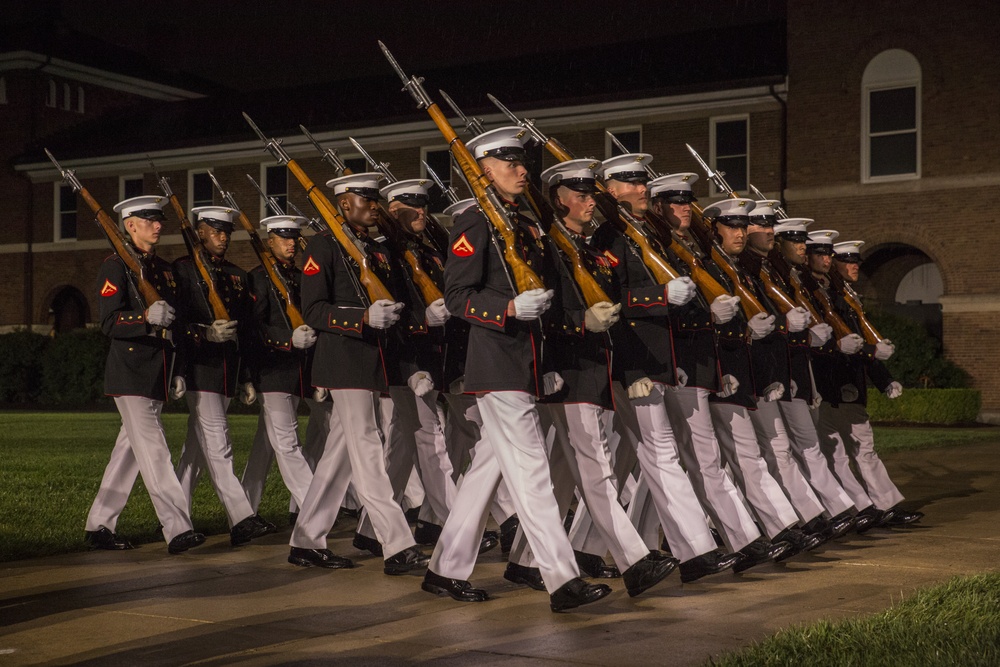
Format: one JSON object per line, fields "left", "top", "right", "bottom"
{"left": 1, "top": 440, "right": 998, "bottom": 666}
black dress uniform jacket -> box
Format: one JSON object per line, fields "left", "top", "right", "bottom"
{"left": 173, "top": 255, "right": 254, "bottom": 397}
{"left": 248, "top": 262, "right": 310, "bottom": 397}
{"left": 767, "top": 253, "right": 817, "bottom": 404}
{"left": 300, "top": 228, "right": 408, "bottom": 394}
{"left": 388, "top": 232, "right": 442, "bottom": 388}
{"left": 704, "top": 255, "right": 757, "bottom": 410}
{"left": 740, "top": 251, "right": 793, "bottom": 401}
{"left": 664, "top": 239, "right": 723, "bottom": 392}
{"left": 444, "top": 203, "right": 554, "bottom": 396}
{"left": 589, "top": 221, "right": 676, "bottom": 388}
{"left": 98, "top": 252, "right": 182, "bottom": 401}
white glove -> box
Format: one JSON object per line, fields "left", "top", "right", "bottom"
{"left": 513, "top": 288, "right": 554, "bottom": 320}
{"left": 667, "top": 277, "right": 697, "bottom": 306}
{"left": 239, "top": 382, "right": 257, "bottom": 406}
{"left": 313, "top": 387, "right": 329, "bottom": 402}
{"left": 627, "top": 377, "right": 654, "bottom": 399}
{"left": 716, "top": 374, "right": 740, "bottom": 398}
{"left": 790, "top": 379, "right": 799, "bottom": 398}
{"left": 408, "top": 371, "right": 434, "bottom": 397}
{"left": 367, "top": 299, "right": 404, "bottom": 329}
{"left": 291, "top": 325, "right": 317, "bottom": 349}
{"left": 885, "top": 381, "right": 903, "bottom": 399}
{"left": 875, "top": 339, "right": 895, "bottom": 360}
{"left": 584, "top": 302, "right": 621, "bottom": 333}
{"left": 169, "top": 376, "right": 186, "bottom": 400}
{"left": 710, "top": 295, "right": 741, "bottom": 324}
{"left": 145, "top": 300, "right": 176, "bottom": 328}
{"left": 838, "top": 333, "right": 864, "bottom": 355}
{"left": 205, "top": 319, "right": 238, "bottom": 343}
{"left": 762, "top": 381, "right": 785, "bottom": 402}
{"left": 543, "top": 372, "right": 565, "bottom": 396}
{"left": 748, "top": 313, "right": 776, "bottom": 340}
{"left": 675, "top": 367, "right": 689, "bottom": 388}
{"left": 811, "top": 392, "right": 823, "bottom": 409}
{"left": 425, "top": 298, "right": 451, "bottom": 327}
{"left": 785, "top": 307, "right": 811, "bottom": 333}
{"left": 809, "top": 323, "right": 833, "bottom": 347}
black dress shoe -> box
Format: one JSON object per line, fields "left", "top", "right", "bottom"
{"left": 167, "top": 530, "right": 206, "bottom": 554}
{"left": 623, "top": 551, "right": 678, "bottom": 597}
{"left": 288, "top": 512, "right": 299, "bottom": 528}
{"left": 384, "top": 546, "right": 430, "bottom": 575}
{"left": 733, "top": 538, "right": 791, "bottom": 573}
{"left": 504, "top": 562, "right": 546, "bottom": 590}
{"left": 660, "top": 538, "right": 675, "bottom": 560}
{"left": 288, "top": 547, "right": 354, "bottom": 569}
{"left": 854, "top": 506, "right": 881, "bottom": 533}
{"left": 880, "top": 507, "right": 924, "bottom": 526}
{"left": 827, "top": 512, "right": 856, "bottom": 540}
{"left": 404, "top": 507, "right": 421, "bottom": 524}
{"left": 339, "top": 506, "right": 361, "bottom": 520}
{"left": 414, "top": 520, "right": 443, "bottom": 545}
{"left": 773, "top": 528, "right": 823, "bottom": 561}
{"left": 85, "top": 527, "right": 134, "bottom": 551}
{"left": 710, "top": 528, "right": 725, "bottom": 548}
{"left": 575, "top": 550, "right": 622, "bottom": 578}
{"left": 231, "top": 514, "right": 276, "bottom": 546}
{"left": 550, "top": 577, "right": 612, "bottom": 612}
{"left": 479, "top": 532, "right": 499, "bottom": 554}
{"left": 422, "top": 569, "right": 489, "bottom": 602}
{"left": 679, "top": 551, "right": 742, "bottom": 583}
{"left": 499, "top": 515, "right": 519, "bottom": 556}
{"left": 353, "top": 532, "right": 384, "bottom": 557}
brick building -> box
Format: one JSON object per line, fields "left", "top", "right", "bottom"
{"left": 3, "top": 3, "right": 997, "bottom": 417}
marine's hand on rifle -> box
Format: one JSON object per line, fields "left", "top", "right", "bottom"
{"left": 875, "top": 339, "right": 896, "bottom": 360}
{"left": 512, "top": 288, "right": 554, "bottom": 320}
{"left": 667, "top": 277, "right": 697, "bottom": 306}
{"left": 716, "top": 374, "right": 740, "bottom": 398}
{"left": 239, "top": 382, "right": 257, "bottom": 406}
{"left": 762, "top": 381, "right": 785, "bottom": 402}
{"left": 785, "top": 306, "right": 811, "bottom": 333}
{"left": 627, "top": 377, "right": 655, "bottom": 400}
{"left": 584, "top": 301, "right": 621, "bottom": 333}
{"left": 809, "top": 323, "right": 833, "bottom": 347}
{"left": 366, "top": 299, "right": 404, "bottom": 329}
{"left": 145, "top": 300, "right": 176, "bottom": 328}
{"left": 206, "top": 319, "right": 238, "bottom": 343}
{"left": 748, "top": 313, "right": 776, "bottom": 340}
{"left": 710, "top": 295, "right": 741, "bottom": 323}
{"left": 837, "top": 333, "right": 864, "bottom": 355}
{"left": 884, "top": 381, "right": 903, "bottom": 399}
{"left": 170, "top": 376, "right": 186, "bottom": 401}
{"left": 542, "top": 372, "right": 565, "bottom": 396}
{"left": 291, "top": 324, "right": 318, "bottom": 349}
{"left": 407, "top": 371, "right": 435, "bottom": 397}
{"left": 425, "top": 298, "right": 451, "bottom": 327}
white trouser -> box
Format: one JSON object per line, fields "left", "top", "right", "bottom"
{"left": 86, "top": 397, "right": 193, "bottom": 543}
{"left": 303, "top": 397, "right": 361, "bottom": 513}
{"left": 357, "top": 388, "right": 456, "bottom": 540}
{"left": 817, "top": 402, "right": 904, "bottom": 510}
{"left": 175, "top": 391, "right": 254, "bottom": 527}
{"left": 777, "top": 398, "right": 858, "bottom": 516}
{"left": 240, "top": 392, "right": 314, "bottom": 512}
{"left": 662, "top": 387, "right": 761, "bottom": 552}
{"left": 431, "top": 391, "right": 579, "bottom": 593}
{"left": 291, "top": 389, "right": 414, "bottom": 557}
{"left": 443, "top": 393, "right": 516, "bottom": 526}
{"left": 749, "top": 399, "right": 830, "bottom": 522}
{"left": 709, "top": 402, "right": 799, "bottom": 539}
{"left": 627, "top": 383, "right": 719, "bottom": 562}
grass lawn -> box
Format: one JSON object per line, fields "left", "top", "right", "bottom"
{"left": 709, "top": 573, "right": 1000, "bottom": 666}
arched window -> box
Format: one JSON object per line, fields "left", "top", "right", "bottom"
{"left": 46, "top": 79, "right": 57, "bottom": 107}
{"left": 77, "top": 86, "right": 85, "bottom": 113}
{"left": 861, "top": 49, "right": 921, "bottom": 182}
{"left": 62, "top": 82, "right": 71, "bottom": 110}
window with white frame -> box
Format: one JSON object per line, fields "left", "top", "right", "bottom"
{"left": 120, "top": 175, "right": 145, "bottom": 202}
{"left": 421, "top": 147, "right": 452, "bottom": 213}
{"left": 862, "top": 49, "right": 920, "bottom": 182}
{"left": 76, "top": 86, "right": 85, "bottom": 113}
{"left": 343, "top": 157, "right": 367, "bottom": 174}
{"left": 46, "top": 79, "right": 56, "bottom": 107}
{"left": 55, "top": 184, "right": 77, "bottom": 241}
{"left": 188, "top": 171, "right": 214, "bottom": 211}
{"left": 710, "top": 116, "right": 749, "bottom": 194}
{"left": 605, "top": 126, "right": 642, "bottom": 158}
{"left": 262, "top": 164, "right": 288, "bottom": 217}
{"left": 62, "top": 83, "right": 71, "bottom": 110}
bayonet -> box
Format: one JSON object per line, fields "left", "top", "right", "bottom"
{"left": 422, "top": 160, "right": 460, "bottom": 205}
{"left": 486, "top": 93, "right": 549, "bottom": 145}
{"left": 439, "top": 89, "right": 486, "bottom": 136}
{"left": 348, "top": 137, "right": 396, "bottom": 182}
{"left": 45, "top": 149, "right": 84, "bottom": 192}
{"left": 246, "top": 173, "right": 286, "bottom": 217}
{"left": 147, "top": 156, "right": 174, "bottom": 198}
{"left": 300, "top": 124, "right": 348, "bottom": 175}
{"left": 749, "top": 183, "right": 788, "bottom": 218}
{"left": 379, "top": 41, "right": 433, "bottom": 109}
{"left": 243, "top": 111, "right": 291, "bottom": 164}
{"left": 686, "top": 143, "right": 734, "bottom": 196}
{"left": 606, "top": 131, "right": 659, "bottom": 179}
{"left": 207, "top": 169, "right": 241, "bottom": 212}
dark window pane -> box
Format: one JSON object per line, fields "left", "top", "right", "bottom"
{"left": 870, "top": 87, "right": 916, "bottom": 133}
{"left": 192, "top": 172, "right": 213, "bottom": 206}
{"left": 870, "top": 132, "right": 917, "bottom": 176}
{"left": 344, "top": 157, "right": 367, "bottom": 174}
{"left": 609, "top": 129, "right": 641, "bottom": 157}
{"left": 59, "top": 185, "right": 76, "bottom": 211}
{"left": 716, "top": 156, "right": 747, "bottom": 192}
{"left": 124, "top": 178, "right": 144, "bottom": 200}
{"left": 715, "top": 120, "right": 747, "bottom": 157}
{"left": 424, "top": 149, "right": 452, "bottom": 213}
{"left": 265, "top": 165, "right": 287, "bottom": 195}
{"left": 60, "top": 212, "right": 76, "bottom": 239}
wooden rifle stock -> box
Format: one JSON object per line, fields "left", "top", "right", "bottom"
{"left": 643, "top": 208, "right": 731, "bottom": 304}
{"left": 234, "top": 209, "right": 305, "bottom": 329}
{"left": 787, "top": 269, "right": 824, "bottom": 323}
{"left": 801, "top": 274, "right": 855, "bottom": 340}
{"left": 690, "top": 204, "right": 766, "bottom": 318}
{"left": 759, "top": 264, "right": 800, "bottom": 314}
{"left": 839, "top": 279, "right": 883, "bottom": 344}
{"left": 374, "top": 208, "right": 444, "bottom": 306}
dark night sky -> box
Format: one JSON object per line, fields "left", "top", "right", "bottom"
{"left": 9, "top": 0, "right": 786, "bottom": 91}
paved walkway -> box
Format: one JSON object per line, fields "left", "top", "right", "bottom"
{"left": 2, "top": 441, "right": 998, "bottom": 666}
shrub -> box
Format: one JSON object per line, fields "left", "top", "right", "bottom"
{"left": 39, "top": 329, "right": 111, "bottom": 407}
{"left": 867, "top": 388, "right": 981, "bottom": 424}
{"left": 868, "top": 311, "right": 969, "bottom": 388}
{"left": 0, "top": 331, "right": 50, "bottom": 403}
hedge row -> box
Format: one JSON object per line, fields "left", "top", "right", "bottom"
{"left": 0, "top": 329, "right": 110, "bottom": 407}
{"left": 867, "top": 388, "right": 981, "bottom": 424}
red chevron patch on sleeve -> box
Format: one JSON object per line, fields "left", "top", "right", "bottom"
{"left": 603, "top": 250, "right": 620, "bottom": 267}
{"left": 451, "top": 233, "right": 475, "bottom": 257}
{"left": 303, "top": 256, "right": 320, "bottom": 276}
{"left": 100, "top": 279, "right": 119, "bottom": 297}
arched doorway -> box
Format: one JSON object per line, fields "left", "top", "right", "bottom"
{"left": 859, "top": 243, "right": 942, "bottom": 340}
{"left": 48, "top": 286, "right": 90, "bottom": 334}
